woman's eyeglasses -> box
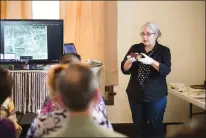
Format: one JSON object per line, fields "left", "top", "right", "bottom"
{"left": 140, "top": 32, "right": 156, "bottom": 37}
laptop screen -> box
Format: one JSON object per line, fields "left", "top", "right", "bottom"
{"left": 63, "top": 43, "right": 77, "bottom": 54}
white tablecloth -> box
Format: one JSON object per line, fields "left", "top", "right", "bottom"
{"left": 168, "top": 83, "right": 205, "bottom": 109}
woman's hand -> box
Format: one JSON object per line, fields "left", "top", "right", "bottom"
{"left": 138, "top": 53, "right": 154, "bottom": 65}
{"left": 127, "top": 55, "right": 136, "bottom": 63}
{"left": 138, "top": 53, "right": 160, "bottom": 71}
{"left": 123, "top": 55, "right": 137, "bottom": 71}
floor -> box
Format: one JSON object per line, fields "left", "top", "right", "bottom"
{"left": 18, "top": 113, "right": 173, "bottom": 138}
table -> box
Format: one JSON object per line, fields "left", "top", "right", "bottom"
{"left": 9, "top": 66, "right": 105, "bottom": 113}
{"left": 169, "top": 88, "right": 205, "bottom": 110}
{"left": 168, "top": 84, "right": 205, "bottom": 120}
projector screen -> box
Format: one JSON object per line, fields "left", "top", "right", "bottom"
{"left": 0, "top": 19, "right": 63, "bottom": 64}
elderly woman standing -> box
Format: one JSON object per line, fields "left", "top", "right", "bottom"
{"left": 121, "top": 22, "right": 171, "bottom": 138}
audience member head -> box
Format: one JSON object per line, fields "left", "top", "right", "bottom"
{"left": 60, "top": 53, "right": 81, "bottom": 64}
{"left": 47, "top": 64, "right": 69, "bottom": 100}
{"left": 0, "top": 66, "right": 13, "bottom": 104}
{"left": 47, "top": 53, "right": 81, "bottom": 100}
{"left": 56, "top": 63, "right": 99, "bottom": 112}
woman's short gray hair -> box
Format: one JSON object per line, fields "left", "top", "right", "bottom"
{"left": 142, "top": 22, "right": 162, "bottom": 39}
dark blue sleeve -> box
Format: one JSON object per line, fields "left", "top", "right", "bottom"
{"left": 159, "top": 47, "right": 171, "bottom": 76}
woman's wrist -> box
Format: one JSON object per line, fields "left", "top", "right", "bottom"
{"left": 152, "top": 60, "right": 159, "bottom": 66}
{"left": 151, "top": 60, "right": 160, "bottom": 71}
{"left": 124, "top": 60, "right": 132, "bottom": 71}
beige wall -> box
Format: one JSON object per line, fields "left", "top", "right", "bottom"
{"left": 2, "top": 1, "right": 32, "bottom": 19}
{"left": 106, "top": 1, "right": 205, "bottom": 129}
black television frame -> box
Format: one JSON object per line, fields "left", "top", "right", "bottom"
{"left": 0, "top": 19, "right": 64, "bottom": 65}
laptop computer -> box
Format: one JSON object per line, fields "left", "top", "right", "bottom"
{"left": 63, "top": 43, "right": 77, "bottom": 54}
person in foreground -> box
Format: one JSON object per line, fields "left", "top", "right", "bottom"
{"left": 45, "top": 63, "right": 126, "bottom": 137}
{"left": 40, "top": 53, "right": 82, "bottom": 114}
{"left": 121, "top": 22, "right": 171, "bottom": 138}
{"left": 27, "top": 53, "right": 113, "bottom": 138}
{"left": 0, "top": 65, "right": 17, "bottom": 138}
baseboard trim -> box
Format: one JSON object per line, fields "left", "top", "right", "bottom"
{"left": 112, "top": 122, "right": 185, "bottom": 137}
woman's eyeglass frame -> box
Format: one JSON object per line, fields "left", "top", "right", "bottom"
{"left": 140, "top": 32, "right": 156, "bottom": 37}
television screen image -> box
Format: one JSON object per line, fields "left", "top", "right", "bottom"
{"left": 0, "top": 19, "right": 64, "bottom": 64}
{"left": 4, "top": 24, "right": 48, "bottom": 59}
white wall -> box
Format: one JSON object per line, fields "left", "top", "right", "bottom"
{"left": 32, "top": 1, "right": 59, "bottom": 19}
{"left": 106, "top": 1, "right": 205, "bottom": 130}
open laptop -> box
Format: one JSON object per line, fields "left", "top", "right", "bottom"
{"left": 63, "top": 43, "right": 77, "bottom": 54}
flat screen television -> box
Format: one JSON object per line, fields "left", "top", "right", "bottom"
{"left": 0, "top": 19, "right": 63, "bottom": 64}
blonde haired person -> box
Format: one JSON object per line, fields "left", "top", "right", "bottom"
{"left": 45, "top": 63, "right": 126, "bottom": 137}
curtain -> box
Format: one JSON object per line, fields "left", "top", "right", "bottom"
{"left": 60, "top": 1, "right": 118, "bottom": 85}
{"left": 0, "top": 1, "right": 32, "bottom": 19}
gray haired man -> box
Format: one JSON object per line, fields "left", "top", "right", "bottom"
{"left": 45, "top": 63, "right": 127, "bottom": 137}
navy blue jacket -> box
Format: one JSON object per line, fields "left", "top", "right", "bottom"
{"left": 121, "top": 42, "right": 171, "bottom": 103}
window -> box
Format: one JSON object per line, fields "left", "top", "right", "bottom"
{"left": 32, "top": 1, "right": 60, "bottom": 19}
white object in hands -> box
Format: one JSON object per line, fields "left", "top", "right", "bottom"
{"left": 127, "top": 55, "right": 136, "bottom": 63}
{"left": 138, "top": 53, "right": 154, "bottom": 65}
